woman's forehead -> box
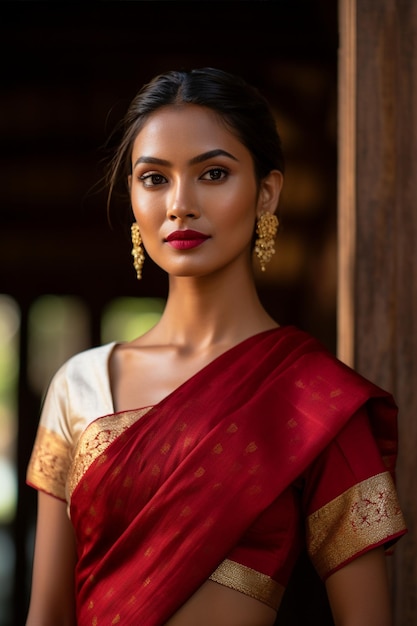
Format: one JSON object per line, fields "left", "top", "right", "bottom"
{"left": 131, "top": 104, "right": 248, "bottom": 160}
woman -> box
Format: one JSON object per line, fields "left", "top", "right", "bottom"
{"left": 26, "top": 68, "right": 406, "bottom": 626}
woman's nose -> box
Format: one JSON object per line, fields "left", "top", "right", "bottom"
{"left": 166, "top": 181, "right": 200, "bottom": 221}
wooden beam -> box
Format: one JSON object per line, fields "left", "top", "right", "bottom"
{"left": 337, "top": 0, "right": 356, "bottom": 367}
{"left": 338, "top": 1, "right": 417, "bottom": 623}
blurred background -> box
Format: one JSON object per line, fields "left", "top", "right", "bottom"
{"left": 0, "top": 1, "right": 337, "bottom": 624}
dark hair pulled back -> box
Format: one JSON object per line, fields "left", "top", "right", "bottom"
{"left": 107, "top": 67, "right": 285, "bottom": 208}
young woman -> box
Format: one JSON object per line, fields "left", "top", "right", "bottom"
{"left": 26, "top": 68, "right": 406, "bottom": 626}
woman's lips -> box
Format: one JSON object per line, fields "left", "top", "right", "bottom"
{"left": 165, "top": 230, "right": 210, "bottom": 250}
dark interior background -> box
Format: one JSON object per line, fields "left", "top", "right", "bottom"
{"left": 0, "top": 2, "right": 337, "bottom": 624}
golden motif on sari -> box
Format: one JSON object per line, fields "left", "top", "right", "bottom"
{"left": 209, "top": 559, "right": 284, "bottom": 609}
{"left": 67, "top": 407, "right": 151, "bottom": 498}
{"left": 26, "top": 425, "right": 70, "bottom": 500}
{"left": 307, "top": 471, "right": 406, "bottom": 577}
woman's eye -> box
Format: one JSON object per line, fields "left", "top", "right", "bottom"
{"left": 139, "top": 173, "right": 167, "bottom": 187}
{"left": 201, "top": 168, "right": 228, "bottom": 182}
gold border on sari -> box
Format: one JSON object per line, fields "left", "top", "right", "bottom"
{"left": 209, "top": 559, "right": 284, "bottom": 609}
{"left": 26, "top": 425, "right": 70, "bottom": 500}
{"left": 67, "top": 407, "right": 152, "bottom": 499}
{"left": 306, "top": 471, "right": 406, "bottom": 578}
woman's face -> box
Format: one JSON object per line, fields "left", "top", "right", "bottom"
{"left": 129, "top": 104, "right": 279, "bottom": 279}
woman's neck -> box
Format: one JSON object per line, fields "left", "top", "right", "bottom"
{"left": 145, "top": 269, "right": 278, "bottom": 352}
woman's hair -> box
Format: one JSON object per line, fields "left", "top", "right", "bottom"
{"left": 107, "top": 67, "right": 285, "bottom": 208}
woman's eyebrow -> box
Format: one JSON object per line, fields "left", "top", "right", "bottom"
{"left": 133, "top": 149, "right": 239, "bottom": 170}
{"left": 188, "top": 149, "right": 239, "bottom": 165}
{"left": 133, "top": 156, "right": 170, "bottom": 168}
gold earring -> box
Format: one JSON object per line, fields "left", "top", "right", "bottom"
{"left": 254, "top": 212, "right": 279, "bottom": 272}
{"left": 131, "top": 222, "right": 145, "bottom": 280}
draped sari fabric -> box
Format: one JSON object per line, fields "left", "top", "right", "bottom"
{"left": 64, "top": 327, "right": 405, "bottom": 625}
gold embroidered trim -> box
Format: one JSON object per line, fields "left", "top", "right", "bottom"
{"left": 307, "top": 471, "right": 406, "bottom": 577}
{"left": 67, "top": 407, "right": 152, "bottom": 499}
{"left": 26, "top": 426, "right": 70, "bottom": 500}
{"left": 209, "top": 559, "right": 284, "bottom": 609}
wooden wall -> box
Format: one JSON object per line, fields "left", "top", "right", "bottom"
{"left": 338, "top": 1, "right": 417, "bottom": 623}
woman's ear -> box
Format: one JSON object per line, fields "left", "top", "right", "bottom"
{"left": 128, "top": 174, "right": 132, "bottom": 192}
{"left": 257, "top": 170, "right": 284, "bottom": 217}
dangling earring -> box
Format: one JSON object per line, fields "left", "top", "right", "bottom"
{"left": 131, "top": 222, "right": 145, "bottom": 280}
{"left": 254, "top": 212, "right": 279, "bottom": 272}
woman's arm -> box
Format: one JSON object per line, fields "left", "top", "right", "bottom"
{"left": 26, "top": 491, "right": 77, "bottom": 626}
{"left": 325, "top": 547, "right": 392, "bottom": 626}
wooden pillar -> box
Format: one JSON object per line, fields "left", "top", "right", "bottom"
{"left": 338, "top": 1, "right": 417, "bottom": 623}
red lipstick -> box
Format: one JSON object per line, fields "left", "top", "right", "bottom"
{"left": 165, "top": 230, "right": 210, "bottom": 250}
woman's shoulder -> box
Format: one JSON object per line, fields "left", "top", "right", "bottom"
{"left": 39, "top": 342, "right": 117, "bottom": 430}
{"left": 51, "top": 342, "right": 117, "bottom": 382}
{"left": 45, "top": 342, "right": 117, "bottom": 405}
{"left": 272, "top": 325, "right": 395, "bottom": 407}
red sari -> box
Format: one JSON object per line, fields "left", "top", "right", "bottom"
{"left": 28, "top": 326, "right": 406, "bottom": 624}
